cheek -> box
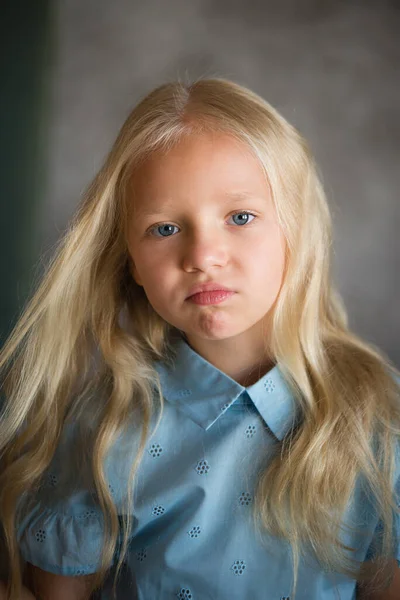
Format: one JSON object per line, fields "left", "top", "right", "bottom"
{"left": 245, "top": 232, "right": 285, "bottom": 280}
{"left": 133, "top": 249, "right": 174, "bottom": 294}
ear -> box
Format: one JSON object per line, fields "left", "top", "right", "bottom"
{"left": 128, "top": 256, "right": 143, "bottom": 287}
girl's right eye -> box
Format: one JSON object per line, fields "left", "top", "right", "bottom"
{"left": 148, "top": 224, "right": 179, "bottom": 237}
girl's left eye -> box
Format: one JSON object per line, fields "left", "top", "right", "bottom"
{"left": 228, "top": 211, "right": 256, "bottom": 226}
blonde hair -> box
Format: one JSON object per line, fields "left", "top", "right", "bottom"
{"left": 1, "top": 77, "right": 399, "bottom": 600}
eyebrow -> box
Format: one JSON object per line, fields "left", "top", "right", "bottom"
{"left": 134, "top": 191, "right": 260, "bottom": 219}
{"left": 222, "top": 191, "right": 259, "bottom": 202}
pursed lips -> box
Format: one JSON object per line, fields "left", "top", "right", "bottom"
{"left": 186, "top": 282, "right": 234, "bottom": 299}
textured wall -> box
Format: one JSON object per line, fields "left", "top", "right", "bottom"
{"left": 41, "top": 0, "right": 399, "bottom": 365}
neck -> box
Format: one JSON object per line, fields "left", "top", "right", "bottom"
{"left": 181, "top": 323, "right": 275, "bottom": 387}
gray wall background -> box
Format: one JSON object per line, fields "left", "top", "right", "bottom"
{"left": 10, "top": 0, "right": 400, "bottom": 366}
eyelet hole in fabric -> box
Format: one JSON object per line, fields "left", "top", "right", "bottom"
{"left": 264, "top": 378, "right": 276, "bottom": 393}
{"left": 238, "top": 492, "right": 252, "bottom": 506}
{"left": 34, "top": 529, "right": 46, "bottom": 543}
{"left": 75, "top": 509, "right": 97, "bottom": 520}
{"left": 177, "top": 589, "right": 193, "bottom": 599}
{"left": 231, "top": 560, "right": 246, "bottom": 575}
{"left": 136, "top": 548, "right": 147, "bottom": 561}
{"left": 74, "top": 568, "right": 89, "bottom": 575}
{"left": 48, "top": 473, "right": 58, "bottom": 487}
{"left": 176, "top": 389, "right": 192, "bottom": 398}
{"left": 245, "top": 424, "right": 256, "bottom": 438}
{"left": 152, "top": 505, "right": 165, "bottom": 516}
{"left": 148, "top": 443, "right": 163, "bottom": 457}
{"left": 195, "top": 459, "right": 210, "bottom": 475}
{"left": 187, "top": 526, "right": 201, "bottom": 538}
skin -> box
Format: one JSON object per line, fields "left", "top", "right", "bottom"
{"left": 356, "top": 559, "right": 400, "bottom": 598}
{"left": 127, "top": 130, "right": 287, "bottom": 385}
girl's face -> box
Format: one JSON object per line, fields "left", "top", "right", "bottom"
{"left": 127, "top": 130, "right": 286, "bottom": 352}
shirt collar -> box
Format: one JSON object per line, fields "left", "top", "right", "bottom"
{"left": 154, "top": 331, "right": 300, "bottom": 441}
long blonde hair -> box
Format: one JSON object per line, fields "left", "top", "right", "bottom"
{"left": 1, "top": 77, "right": 399, "bottom": 600}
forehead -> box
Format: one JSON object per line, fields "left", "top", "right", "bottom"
{"left": 129, "top": 131, "right": 270, "bottom": 210}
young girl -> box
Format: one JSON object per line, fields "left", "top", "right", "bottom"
{"left": 0, "top": 77, "right": 399, "bottom": 600}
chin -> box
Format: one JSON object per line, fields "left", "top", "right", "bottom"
{"left": 187, "top": 322, "right": 249, "bottom": 342}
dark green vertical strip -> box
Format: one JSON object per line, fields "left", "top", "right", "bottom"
{"left": 0, "top": 0, "right": 54, "bottom": 580}
{"left": 0, "top": 0, "right": 54, "bottom": 348}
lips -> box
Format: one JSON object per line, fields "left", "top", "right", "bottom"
{"left": 186, "top": 282, "right": 233, "bottom": 299}
{"left": 187, "top": 290, "right": 235, "bottom": 306}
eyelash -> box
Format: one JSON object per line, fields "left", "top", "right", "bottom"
{"left": 146, "top": 211, "right": 257, "bottom": 238}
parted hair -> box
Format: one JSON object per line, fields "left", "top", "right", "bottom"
{"left": 1, "top": 77, "right": 400, "bottom": 600}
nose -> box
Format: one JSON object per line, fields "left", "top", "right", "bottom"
{"left": 181, "top": 229, "right": 229, "bottom": 273}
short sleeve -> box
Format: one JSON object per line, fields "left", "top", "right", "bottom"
{"left": 16, "top": 418, "right": 141, "bottom": 576}
{"left": 17, "top": 500, "right": 105, "bottom": 576}
{"left": 16, "top": 425, "right": 110, "bottom": 576}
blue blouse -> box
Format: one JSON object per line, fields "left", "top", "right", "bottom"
{"left": 17, "top": 331, "right": 400, "bottom": 599}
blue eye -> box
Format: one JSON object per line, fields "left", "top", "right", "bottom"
{"left": 229, "top": 212, "right": 255, "bottom": 226}
{"left": 150, "top": 224, "right": 179, "bottom": 237}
